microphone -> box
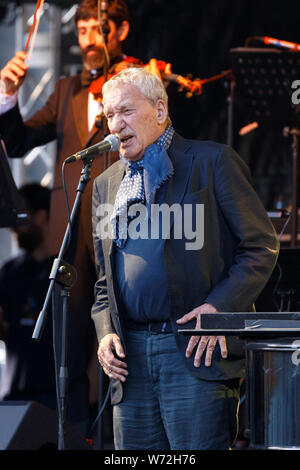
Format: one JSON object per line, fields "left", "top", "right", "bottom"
{"left": 65, "top": 134, "right": 120, "bottom": 163}
{"left": 248, "top": 35, "right": 300, "bottom": 51}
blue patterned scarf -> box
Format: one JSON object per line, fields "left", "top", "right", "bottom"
{"left": 110, "top": 126, "right": 174, "bottom": 247}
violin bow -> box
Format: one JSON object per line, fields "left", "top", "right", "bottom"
{"left": 24, "top": 0, "right": 45, "bottom": 62}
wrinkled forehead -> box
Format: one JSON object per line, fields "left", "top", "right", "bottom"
{"left": 103, "top": 83, "right": 152, "bottom": 110}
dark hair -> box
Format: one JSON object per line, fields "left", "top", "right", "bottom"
{"left": 75, "top": 0, "right": 129, "bottom": 28}
{"left": 19, "top": 183, "right": 51, "bottom": 215}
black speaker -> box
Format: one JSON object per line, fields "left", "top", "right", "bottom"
{"left": 0, "top": 401, "right": 91, "bottom": 450}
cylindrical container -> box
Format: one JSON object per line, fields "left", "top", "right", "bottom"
{"left": 246, "top": 337, "right": 300, "bottom": 450}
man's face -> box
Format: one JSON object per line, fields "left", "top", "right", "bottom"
{"left": 103, "top": 83, "right": 168, "bottom": 161}
{"left": 77, "top": 17, "right": 124, "bottom": 70}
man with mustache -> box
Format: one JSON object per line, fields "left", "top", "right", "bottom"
{"left": 0, "top": 0, "right": 139, "bottom": 435}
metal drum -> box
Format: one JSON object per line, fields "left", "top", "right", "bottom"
{"left": 246, "top": 338, "right": 300, "bottom": 449}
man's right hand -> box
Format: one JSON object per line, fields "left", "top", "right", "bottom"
{"left": 0, "top": 51, "right": 28, "bottom": 95}
{"left": 97, "top": 333, "right": 128, "bottom": 382}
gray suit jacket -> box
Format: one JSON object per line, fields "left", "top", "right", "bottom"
{"left": 91, "top": 133, "right": 279, "bottom": 404}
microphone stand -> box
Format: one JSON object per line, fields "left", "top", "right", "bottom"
{"left": 32, "top": 159, "right": 92, "bottom": 450}
{"left": 226, "top": 76, "right": 235, "bottom": 147}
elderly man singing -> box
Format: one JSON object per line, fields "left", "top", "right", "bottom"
{"left": 91, "top": 67, "right": 279, "bottom": 450}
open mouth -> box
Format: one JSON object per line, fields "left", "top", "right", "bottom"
{"left": 120, "top": 135, "right": 134, "bottom": 146}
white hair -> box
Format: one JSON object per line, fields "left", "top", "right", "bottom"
{"left": 102, "top": 67, "right": 170, "bottom": 120}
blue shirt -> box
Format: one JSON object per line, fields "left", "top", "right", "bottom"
{"left": 114, "top": 181, "right": 171, "bottom": 323}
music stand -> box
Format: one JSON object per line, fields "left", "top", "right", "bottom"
{"left": 0, "top": 138, "right": 28, "bottom": 228}
{"left": 229, "top": 47, "right": 300, "bottom": 246}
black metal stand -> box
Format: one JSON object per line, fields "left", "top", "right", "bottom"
{"left": 229, "top": 48, "right": 300, "bottom": 246}
{"left": 226, "top": 76, "right": 235, "bottom": 147}
{"left": 229, "top": 48, "right": 300, "bottom": 129}
{"left": 32, "top": 160, "right": 92, "bottom": 450}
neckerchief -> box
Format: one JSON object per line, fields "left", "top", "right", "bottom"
{"left": 110, "top": 126, "right": 175, "bottom": 248}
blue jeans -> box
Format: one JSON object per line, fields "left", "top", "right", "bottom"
{"left": 113, "top": 330, "right": 240, "bottom": 450}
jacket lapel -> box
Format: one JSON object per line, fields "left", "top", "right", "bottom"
{"left": 107, "top": 161, "right": 125, "bottom": 205}
{"left": 105, "top": 161, "right": 125, "bottom": 257}
{"left": 103, "top": 133, "right": 192, "bottom": 207}
{"left": 86, "top": 123, "right": 100, "bottom": 147}
{"left": 71, "top": 85, "right": 90, "bottom": 148}
{"left": 73, "top": 88, "right": 106, "bottom": 150}
{"left": 166, "top": 133, "right": 194, "bottom": 207}
{"left": 102, "top": 133, "right": 193, "bottom": 254}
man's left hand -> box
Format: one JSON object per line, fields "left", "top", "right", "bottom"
{"left": 176, "top": 303, "right": 227, "bottom": 367}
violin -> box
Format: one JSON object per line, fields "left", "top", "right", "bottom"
{"left": 89, "top": 56, "right": 232, "bottom": 101}
{"left": 88, "top": 56, "right": 144, "bottom": 100}
{"left": 26, "top": 1, "right": 231, "bottom": 102}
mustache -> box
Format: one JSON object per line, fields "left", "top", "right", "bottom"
{"left": 82, "top": 46, "right": 103, "bottom": 56}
